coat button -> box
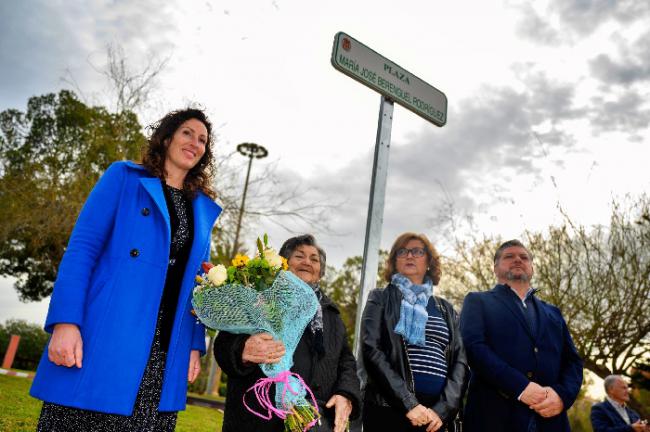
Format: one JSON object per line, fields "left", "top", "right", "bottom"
{"left": 141, "top": 207, "right": 150, "bottom": 216}
{"left": 527, "top": 371, "right": 534, "bottom": 378}
{"left": 130, "top": 248, "right": 139, "bottom": 258}
{"left": 534, "top": 347, "right": 539, "bottom": 353}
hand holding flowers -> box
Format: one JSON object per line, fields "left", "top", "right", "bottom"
{"left": 192, "top": 234, "right": 320, "bottom": 432}
{"left": 242, "top": 333, "right": 286, "bottom": 365}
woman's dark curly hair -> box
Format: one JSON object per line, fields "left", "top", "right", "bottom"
{"left": 142, "top": 108, "right": 216, "bottom": 199}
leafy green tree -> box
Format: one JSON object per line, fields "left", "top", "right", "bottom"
{"left": 567, "top": 396, "right": 596, "bottom": 432}
{"left": 0, "top": 90, "right": 145, "bottom": 301}
{"left": 321, "top": 251, "right": 388, "bottom": 346}
{"left": 630, "top": 361, "right": 650, "bottom": 411}
{"left": 0, "top": 319, "right": 50, "bottom": 370}
{"left": 631, "top": 361, "right": 650, "bottom": 391}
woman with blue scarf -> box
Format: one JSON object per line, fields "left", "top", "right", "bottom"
{"left": 360, "top": 232, "right": 468, "bottom": 431}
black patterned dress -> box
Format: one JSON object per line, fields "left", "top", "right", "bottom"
{"left": 38, "top": 183, "right": 194, "bottom": 432}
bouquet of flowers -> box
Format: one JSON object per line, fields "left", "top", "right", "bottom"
{"left": 192, "top": 235, "right": 321, "bottom": 432}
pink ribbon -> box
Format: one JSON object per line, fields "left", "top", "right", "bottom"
{"left": 243, "top": 370, "right": 320, "bottom": 431}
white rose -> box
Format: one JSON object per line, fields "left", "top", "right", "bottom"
{"left": 264, "top": 249, "right": 283, "bottom": 268}
{"left": 207, "top": 264, "right": 228, "bottom": 286}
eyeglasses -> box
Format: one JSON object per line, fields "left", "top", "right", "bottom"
{"left": 396, "top": 247, "right": 426, "bottom": 258}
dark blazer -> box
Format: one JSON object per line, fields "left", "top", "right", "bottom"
{"left": 460, "top": 284, "right": 583, "bottom": 432}
{"left": 359, "top": 284, "right": 469, "bottom": 427}
{"left": 214, "top": 293, "right": 361, "bottom": 432}
{"left": 591, "top": 399, "right": 641, "bottom": 432}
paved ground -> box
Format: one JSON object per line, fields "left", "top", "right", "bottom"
{"left": 0, "top": 367, "right": 34, "bottom": 379}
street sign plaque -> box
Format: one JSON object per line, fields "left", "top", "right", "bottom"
{"left": 331, "top": 32, "right": 448, "bottom": 365}
{"left": 331, "top": 31, "right": 447, "bottom": 127}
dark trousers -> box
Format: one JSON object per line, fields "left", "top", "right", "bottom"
{"left": 362, "top": 403, "right": 454, "bottom": 432}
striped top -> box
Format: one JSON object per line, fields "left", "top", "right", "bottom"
{"left": 406, "top": 297, "right": 449, "bottom": 396}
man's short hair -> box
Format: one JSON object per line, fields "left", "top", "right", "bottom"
{"left": 603, "top": 375, "right": 623, "bottom": 394}
{"left": 494, "top": 239, "right": 533, "bottom": 264}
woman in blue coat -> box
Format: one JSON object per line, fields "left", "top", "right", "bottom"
{"left": 30, "top": 108, "right": 223, "bottom": 431}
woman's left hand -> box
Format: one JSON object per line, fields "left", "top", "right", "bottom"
{"left": 188, "top": 350, "right": 201, "bottom": 383}
{"left": 425, "top": 408, "right": 443, "bottom": 432}
{"left": 325, "top": 394, "right": 352, "bottom": 432}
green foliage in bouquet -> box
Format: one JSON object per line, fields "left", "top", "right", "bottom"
{"left": 196, "top": 234, "right": 288, "bottom": 294}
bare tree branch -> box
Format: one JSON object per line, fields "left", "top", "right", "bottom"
{"left": 432, "top": 194, "right": 650, "bottom": 417}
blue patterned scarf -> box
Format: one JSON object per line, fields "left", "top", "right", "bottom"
{"left": 392, "top": 273, "right": 433, "bottom": 347}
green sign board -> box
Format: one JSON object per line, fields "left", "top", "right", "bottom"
{"left": 331, "top": 31, "right": 447, "bottom": 127}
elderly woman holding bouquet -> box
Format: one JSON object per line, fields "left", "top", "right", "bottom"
{"left": 214, "top": 234, "right": 361, "bottom": 432}
{"left": 359, "top": 232, "right": 468, "bottom": 432}
{"left": 30, "top": 108, "right": 222, "bottom": 431}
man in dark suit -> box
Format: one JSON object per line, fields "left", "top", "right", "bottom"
{"left": 460, "top": 239, "right": 583, "bottom": 431}
{"left": 591, "top": 375, "right": 648, "bottom": 432}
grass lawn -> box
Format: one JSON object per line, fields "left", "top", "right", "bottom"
{"left": 0, "top": 375, "right": 40, "bottom": 431}
{"left": 177, "top": 404, "right": 222, "bottom": 432}
{"left": 0, "top": 375, "right": 223, "bottom": 432}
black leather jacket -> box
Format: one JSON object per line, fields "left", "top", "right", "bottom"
{"left": 359, "top": 284, "right": 469, "bottom": 424}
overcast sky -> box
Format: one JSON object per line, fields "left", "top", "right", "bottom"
{"left": 1, "top": 0, "right": 649, "bottom": 328}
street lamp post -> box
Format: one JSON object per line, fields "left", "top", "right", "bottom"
{"left": 205, "top": 142, "right": 268, "bottom": 396}
{"left": 232, "top": 142, "right": 269, "bottom": 253}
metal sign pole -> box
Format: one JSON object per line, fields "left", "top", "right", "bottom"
{"left": 353, "top": 95, "right": 394, "bottom": 359}
{"left": 331, "top": 32, "right": 446, "bottom": 432}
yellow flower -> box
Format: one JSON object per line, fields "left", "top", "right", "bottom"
{"left": 281, "top": 256, "right": 289, "bottom": 271}
{"left": 232, "top": 254, "right": 250, "bottom": 267}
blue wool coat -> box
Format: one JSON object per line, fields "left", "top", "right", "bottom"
{"left": 460, "top": 284, "right": 583, "bottom": 432}
{"left": 30, "top": 161, "right": 222, "bottom": 415}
